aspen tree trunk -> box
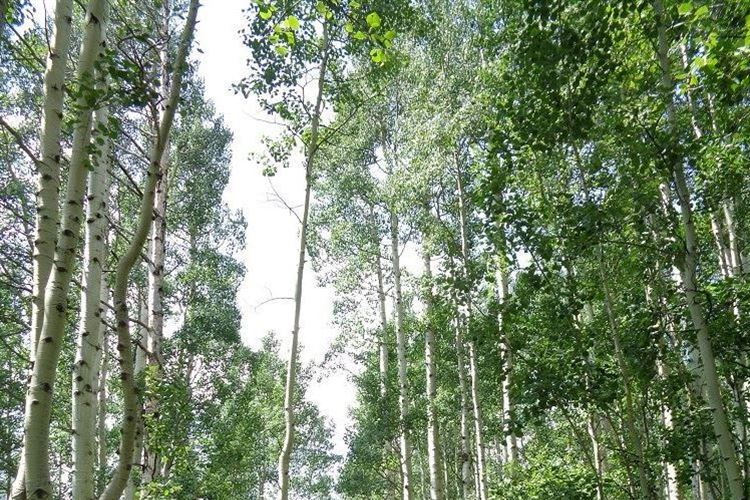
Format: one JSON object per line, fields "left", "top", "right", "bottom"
{"left": 72, "top": 104, "right": 111, "bottom": 500}
{"left": 18, "top": 1, "right": 107, "bottom": 496}
{"left": 656, "top": 348, "right": 679, "bottom": 500}
{"left": 665, "top": 279, "right": 718, "bottom": 499}
{"left": 377, "top": 265, "right": 388, "bottom": 396}
{"left": 390, "top": 208, "right": 414, "bottom": 500}
{"left": 277, "top": 23, "right": 329, "bottom": 500}
{"left": 653, "top": 2, "right": 744, "bottom": 497}
{"left": 373, "top": 218, "right": 398, "bottom": 487}
{"left": 582, "top": 303, "right": 607, "bottom": 499}
{"left": 723, "top": 199, "right": 750, "bottom": 478}
{"left": 97, "top": 282, "right": 109, "bottom": 492}
{"left": 453, "top": 310, "right": 472, "bottom": 496}
{"left": 682, "top": 45, "right": 750, "bottom": 470}
{"left": 587, "top": 415, "right": 605, "bottom": 500}
{"left": 147, "top": 0, "right": 171, "bottom": 370}
{"left": 710, "top": 213, "right": 732, "bottom": 278}
{"left": 723, "top": 201, "right": 743, "bottom": 276}
{"left": 142, "top": 0, "right": 172, "bottom": 482}
{"left": 27, "top": 0, "right": 73, "bottom": 360}
{"left": 124, "top": 298, "right": 149, "bottom": 500}
{"left": 11, "top": 2, "right": 73, "bottom": 496}
{"left": 598, "top": 260, "right": 651, "bottom": 498}
{"left": 455, "top": 166, "right": 488, "bottom": 500}
{"left": 372, "top": 216, "right": 388, "bottom": 399}
{"left": 643, "top": 277, "right": 681, "bottom": 500}
{"left": 100, "top": 3, "right": 199, "bottom": 497}
{"left": 496, "top": 257, "right": 518, "bottom": 466}
{"left": 422, "top": 246, "right": 445, "bottom": 500}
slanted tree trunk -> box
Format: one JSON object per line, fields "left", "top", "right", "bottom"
{"left": 11, "top": 2, "right": 73, "bottom": 497}
{"left": 124, "top": 297, "right": 149, "bottom": 500}
{"left": 18, "top": 1, "right": 107, "bottom": 496}
{"left": 389, "top": 207, "right": 414, "bottom": 500}
{"left": 653, "top": 2, "right": 744, "bottom": 498}
{"left": 100, "top": 2, "right": 199, "bottom": 497}
{"left": 422, "top": 244, "right": 445, "bottom": 500}
{"left": 72, "top": 104, "right": 112, "bottom": 500}
{"left": 277, "top": 23, "right": 329, "bottom": 500}
{"left": 455, "top": 164, "right": 488, "bottom": 500}
{"left": 598, "top": 258, "right": 651, "bottom": 497}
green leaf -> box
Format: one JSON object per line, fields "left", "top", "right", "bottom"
{"left": 677, "top": 2, "right": 692, "bottom": 15}
{"left": 344, "top": 22, "right": 354, "bottom": 34}
{"left": 285, "top": 15, "right": 300, "bottom": 30}
{"left": 259, "top": 9, "right": 273, "bottom": 20}
{"left": 370, "top": 48, "right": 386, "bottom": 64}
{"left": 693, "top": 5, "right": 709, "bottom": 19}
{"left": 366, "top": 12, "right": 381, "bottom": 29}
{"left": 353, "top": 31, "right": 367, "bottom": 40}
{"left": 274, "top": 45, "right": 289, "bottom": 56}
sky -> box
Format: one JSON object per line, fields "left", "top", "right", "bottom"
{"left": 193, "top": 1, "right": 356, "bottom": 457}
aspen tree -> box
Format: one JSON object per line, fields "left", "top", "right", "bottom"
{"left": 17, "top": 1, "right": 107, "bottom": 496}
{"left": 277, "top": 22, "right": 330, "bottom": 500}
{"left": 453, "top": 305, "right": 472, "bottom": 496}
{"left": 142, "top": 0, "right": 172, "bottom": 483}
{"left": 422, "top": 243, "right": 445, "bottom": 500}
{"left": 455, "top": 164, "right": 488, "bottom": 500}
{"left": 72, "top": 103, "right": 112, "bottom": 500}
{"left": 372, "top": 215, "right": 388, "bottom": 399}
{"left": 599, "top": 262, "right": 651, "bottom": 497}
{"left": 100, "top": 1, "right": 199, "bottom": 497}
{"left": 96, "top": 280, "right": 110, "bottom": 492}
{"left": 653, "top": 1, "right": 743, "bottom": 497}
{"left": 123, "top": 297, "right": 148, "bottom": 500}
{"left": 495, "top": 234, "right": 517, "bottom": 467}
{"left": 27, "top": 0, "right": 74, "bottom": 362}
{"left": 390, "top": 207, "right": 413, "bottom": 500}
{"left": 10, "top": 3, "right": 74, "bottom": 496}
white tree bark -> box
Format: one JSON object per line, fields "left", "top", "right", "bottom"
{"left": 11, "top": 2, "right": 73, "bottom": 496}
{"left": 97, "top": 281, "right": 110, "bottom": 492}
{"left": 277, "top": 23, "right": 330, "bottom": 500}
{"left": 422, "top": 246, "right": 445, "bottom": 500}
{"left": 372, "top": 215, "right": 389, "bottom": 399}
{"left": 72, "top": 104, "right": 112, "bottom": 500}
{"left": 27, "top": 0, "right": 73, "bottom": 359}
{"left": 142, "top": 1, "right": 172, "bottom": 483}
{"left": 100, "top": 2, "right": 199, "bottom": 497}
{"left": 653, "top": 2, "right": 744, "bottom": 497}
{"left": 723, "top": 200, "right": 743, "bottom": 276}
{"left": 453, "top": 308, "right": 472, "bottom": 496}
{"left": 18, "top": 1, "right": 107, "bottom": 496}
{"left": 710, "top": 212, "right": 732, "bottom": 278}
{"left": 496, "top": 259, "right": 518, "bottom": 467}
{"left": 456, "top": 167, "right": 488, "bottom": 500}
{"left": 390, "top": 208, "right": 413, "bottom": 500}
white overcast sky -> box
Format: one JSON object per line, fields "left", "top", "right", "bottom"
{"left": 193, "top": 1, "right": 355, "bottom": 455}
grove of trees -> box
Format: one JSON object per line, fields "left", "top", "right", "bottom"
{"left": 2, "top": 0, "right": 750, "bottom": 498}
